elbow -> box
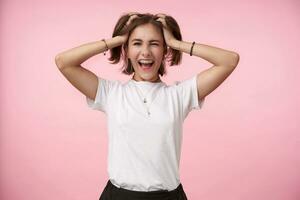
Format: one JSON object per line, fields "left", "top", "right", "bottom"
{"left": 55, "top": 54, "right": 65, "bottom": 69}
{"left": 234, "top": 53, "right": 240, "bottom": 66}
{"left": 229, "top": 52, "right": 240, "bottom": 68}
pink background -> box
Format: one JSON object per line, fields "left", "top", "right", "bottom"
{"left": 1, "top": 0, "right": 299, "bottom": 199}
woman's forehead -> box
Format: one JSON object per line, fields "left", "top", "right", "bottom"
{"left": 129, "top": 24, "right": 163, "bottom": 41}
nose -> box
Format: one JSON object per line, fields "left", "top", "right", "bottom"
{"left": 141, "top": 45, "right": 151, "bottom": 57}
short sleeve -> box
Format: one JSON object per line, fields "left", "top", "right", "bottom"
{"left": 175, "top": 74, "right": 205, "bottom": 119}
{"left": 86, "top": 77, "right": 119, "bottom": 113}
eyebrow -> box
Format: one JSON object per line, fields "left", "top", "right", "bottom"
{"left": 131, "top": 38, "right": 161, "bottom": 43}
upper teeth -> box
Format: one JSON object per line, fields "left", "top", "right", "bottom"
{"left": 139, "top": 60, "right": 153, "bottom": 64}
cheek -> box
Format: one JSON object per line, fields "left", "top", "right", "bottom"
{"left": 157, "top": 49, "right": 165, "bottom": 61}
{"left": 128, "top": 46, "right": 164, "bottom": 60}
{"left": 152, "top": 47, "right": 164, "bottom": 57}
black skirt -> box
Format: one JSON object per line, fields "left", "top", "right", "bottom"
{"left": 99, "top": 179, "right": 188, "bottom": 200}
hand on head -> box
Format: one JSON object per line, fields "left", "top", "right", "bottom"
{"left": 119, "top": 12, "right": 140, "bottom": 43}
{"left": 155, "top": 13, "right": 176, "bottom": 47}
{"left": 119, "top": 12, "right": 176, "bottom": 48}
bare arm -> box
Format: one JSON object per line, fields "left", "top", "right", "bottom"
{"left": 55, "top": 36, "right": 125, "bottom": 101}
{"left": 55, "top": 36, "right": 125, "bottom": 68}
{"left": 171, "top": 39, "right": 239, "bottom": 100}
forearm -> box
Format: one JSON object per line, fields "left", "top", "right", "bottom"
{"left": 171, "top": 39, "right": 239, "bottom": 67}
{"left": 55, "top": 36, "right": 124, "bottom": 68}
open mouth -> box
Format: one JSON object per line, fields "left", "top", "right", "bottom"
{"left": 138, "top": 61, "right": 154, "bottom": 71}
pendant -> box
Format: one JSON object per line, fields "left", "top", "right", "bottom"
{"left": 143, "top": 98, "right": 147, "bottom": 103}
{"left": 146, "top": 107, "right": 151, "bottom": 116}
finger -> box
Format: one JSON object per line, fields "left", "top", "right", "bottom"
{"left": 129, "top": 15, "right": 138, "bottom": 21}
{"left": 156, "top": 17, "right": 164, "bottom": 22}
{"left": 128, "top": 12, "right": 139, "bottom": 16}
{"left": 129, "top": 15, "right": 138, "bottom": 20}
{"left": 126, "top": 15, "right": 139, "bottom": 26}
{"left": 156, "top": 18, "right": 167, "bottom": 27}
{"left": 155, "top": 13, "right": 166, "bottom": 18}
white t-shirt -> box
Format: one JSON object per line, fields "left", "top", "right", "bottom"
{"left": 86, "top": 75, "right": 205, "bottom": 191}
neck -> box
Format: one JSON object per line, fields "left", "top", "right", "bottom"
{"left": 132, "top": 75, "right": 161, "bottom": 83}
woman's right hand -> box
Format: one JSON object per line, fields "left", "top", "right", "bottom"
{"left": 119, "top": 12, "right": 140, "bottom": 44}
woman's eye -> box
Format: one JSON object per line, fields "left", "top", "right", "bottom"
{"left": 133, "top": 43, "right": 159, "bottom": 46}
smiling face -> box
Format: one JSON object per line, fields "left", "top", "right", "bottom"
{"left": 126, "top": 23, "right": 165, "bottom": 82}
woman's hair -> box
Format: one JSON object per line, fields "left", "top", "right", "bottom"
{"left": 108, "top": 12, "right": 182, "bottom": 77}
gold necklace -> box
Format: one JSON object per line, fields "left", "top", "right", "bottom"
{"left": 131, "top": 76, "right": 162, "bottom": 116}
{"left": 135, "top": 84, "right": 159, "bottom": 117}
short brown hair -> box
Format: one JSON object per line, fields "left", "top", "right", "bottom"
{"left": 108, "top": 12, "right": 183, "bottom": 77}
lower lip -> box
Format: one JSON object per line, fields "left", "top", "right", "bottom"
{"left": 140, "top": 64, "right": 153, "bottom": 71}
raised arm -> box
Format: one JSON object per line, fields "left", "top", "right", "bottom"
{"left": 55, "top": 36, "right": 125, "bottom": 101}
{"left": 171, "top": 40, "right": 240, "bottom": 101}
{"left": 154, "top": 14, "right": 239, "bottom": 102}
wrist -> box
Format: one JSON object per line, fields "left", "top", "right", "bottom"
{"left": 116, "top": 35, "right": 126, "bottom": 45}
{"left": 105, "top": 36, "right": 125, "bottom": 49}
{"left": 170, "top": 39, "right": 180, "bottom": 51}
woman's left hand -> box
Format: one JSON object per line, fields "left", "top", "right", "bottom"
{"left": 155, "top": 14, "right": 177, "bottom": 48}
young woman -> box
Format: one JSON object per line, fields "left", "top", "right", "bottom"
{"left": 55, "top": 12, "right": 239, "bottom": 200}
